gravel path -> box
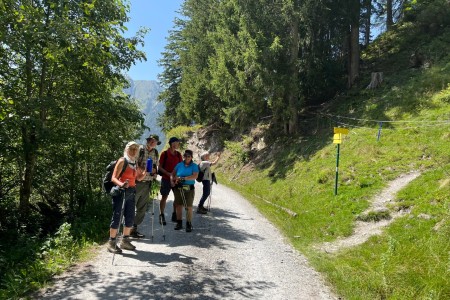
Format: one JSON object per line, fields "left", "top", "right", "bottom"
{"left": 38, "top": 183, "right": 337, "bottom": 300}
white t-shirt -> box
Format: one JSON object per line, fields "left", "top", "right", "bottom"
{"left": 199, "top": 161, "right": 212, "bottom": 181}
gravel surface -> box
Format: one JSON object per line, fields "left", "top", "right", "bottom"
{"left": 38, "top": 183, "right": 337, "bottom": 300}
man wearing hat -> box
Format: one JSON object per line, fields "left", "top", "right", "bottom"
{"left": 158, "top": 137, "right": 183, "bottom": 224}
{"left": 131, "top": 134, "right": 161, "bottom": 238}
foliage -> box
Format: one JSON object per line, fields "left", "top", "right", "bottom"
{"left": 158, "top": 0, "right": 353, "bottom": 134}
{"left": 0, "top": 0, "right": 147, "bottom": 297}
{"left": 214, "top": 17, "right": 450, "bottom": 299}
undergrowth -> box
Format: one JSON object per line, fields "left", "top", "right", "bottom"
{"left": 213, "top": 22, "right": 450, "bottom": 300}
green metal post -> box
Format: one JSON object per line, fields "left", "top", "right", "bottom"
{"left": 334, "top": 143, "right": 340, "bottom": 196}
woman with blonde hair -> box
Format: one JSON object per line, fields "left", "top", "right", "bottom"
{"left": 107, "top": 141, "right": 146, "bottom": 254}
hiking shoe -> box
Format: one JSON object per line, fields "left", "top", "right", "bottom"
{"left": 130, "top": 228, "right": 145, "bottom": 238}
{"left": 197, "top": 206, "right": 207, "bottom": 214}
{"left": 107, "top": 240, "right": 122, "bottom": 254}
{"left": 174, "top": 221, "right": 183, "bottom": 230}
{"left": 159, "top": 214, "right": 167, "bottom": 225}
{"left": 171, "top": 212, "right": 177, "bottom": 222}
{"left": 120, "top": 238, "right": 136, "bottom": 251}
{"left": 186, "top": 222, "right": 193, "bottom": 232}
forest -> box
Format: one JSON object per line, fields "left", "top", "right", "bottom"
{"left": 1, "top": 0, "right": 449, "bottom": 298}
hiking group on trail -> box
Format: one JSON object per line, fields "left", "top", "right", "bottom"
{"left": 105, "top": 135, "right": 220, "bottom": 254}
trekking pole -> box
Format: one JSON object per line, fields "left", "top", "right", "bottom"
{"left": 151, "top": 193, "right": 155, "bottom": 242}
{"left": 207, "top": 181, "right": 213, "bottom": 212}
{"left": 112, "top": 188, "right": 126, "bottom": 265}
{"left": 157, "top": 194, "right": 166, "bottom": 241}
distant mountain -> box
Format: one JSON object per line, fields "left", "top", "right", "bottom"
{"left": 124, "top": 79, "right": 166, "bottom": 148}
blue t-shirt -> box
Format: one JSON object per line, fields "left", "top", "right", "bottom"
{"left": 174, "top": 161, "right": 199, "bottom": 185}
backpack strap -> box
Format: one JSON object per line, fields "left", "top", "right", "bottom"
{"left": 118, "top": 157, "right": 128, "bottom": 178}
{"left": 160, "top": 150, "right": 168, "bottom": 169}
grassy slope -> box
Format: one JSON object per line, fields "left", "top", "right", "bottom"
{"left": 213, "top": 23, "right": 450, "bottom": 299}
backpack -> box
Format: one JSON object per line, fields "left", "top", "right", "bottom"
{"left": 196, "top": 166, "right": 205, "bottom": 182}
{"left": 102, "top": 158, "right": 128, "bottom": 193}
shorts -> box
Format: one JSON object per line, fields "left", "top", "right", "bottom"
{"left": 160, "top": 178, "right": 172, "bottom": 196}
{"left": 173, "top": 186, "right": 195, "bottom": 207}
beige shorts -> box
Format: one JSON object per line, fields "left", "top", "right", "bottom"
{"left": 173, "top": 186, "right": 195, "bottom": 207}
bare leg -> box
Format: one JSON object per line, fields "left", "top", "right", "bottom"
{"left": 187, "top": 207, "right": 193, "bottom": 222}
{"left": 109, "top": 228, "right": 118, "bottom": 238}
{"left": 160, "top": 195, "right": 168, "bottom": 213}
{"left": 176, "top": 204, "right": 183, "bottom": 220}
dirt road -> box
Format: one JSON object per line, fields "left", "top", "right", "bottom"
{"left": 38, "top": 183, "right": 336, "bottom": 299}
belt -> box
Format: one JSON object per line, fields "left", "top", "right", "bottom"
{"left": 180, "top": 184, "right": 194, "bottom": 191}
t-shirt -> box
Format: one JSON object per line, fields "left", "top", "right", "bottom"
{"left": 199, "top": 161, "right": 212, "bottom": 181}
{"left": 159, "top": 149, "right": 182, "bottom": 180}
{"left": 139, "top": 146, "right": 158, "bottom": 181}
{"left": 174, "top": 161, "right": 199, "bottom": 185}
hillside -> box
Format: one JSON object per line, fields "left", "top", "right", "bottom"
{"left": 124, "top": 79, "right": 166, "bottom": 145}
{"left": 171, "top": 22, "right": 450, "bottom": 299}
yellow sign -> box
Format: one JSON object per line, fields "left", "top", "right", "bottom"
{"left": 334, "top": 127, "right": 349, "bottom": 134}
{"left": 333, "top": 133, "right": 342, "bottom": 144}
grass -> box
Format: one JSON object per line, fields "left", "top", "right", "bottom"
{"left": 211, "top": 24, "right": 450, "bottom": 299}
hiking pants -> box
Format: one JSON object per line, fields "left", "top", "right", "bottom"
{"left": 134, "top": 181, "right": 152, "bottom": 226}
{"left": 110, "top": 187, "right": 136, "bottom": 229}
{"left": 198, "top": 180, "right": 211, "bottom": 207}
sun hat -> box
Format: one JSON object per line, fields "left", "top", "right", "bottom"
{"left": 146, "top": 134, "right": 161, "bottom": 145}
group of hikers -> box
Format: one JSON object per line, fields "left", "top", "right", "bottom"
{"left": 107, "top": 134, "right": 220, "bottom": 254}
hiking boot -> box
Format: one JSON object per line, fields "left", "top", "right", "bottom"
{"left": 186, "top": 222, "right": 193, "bottom": 232}
{"left": 130, "top": 228, "right": 145, "bottom": 238}
{"left": 159, "top": 214, "right": 167, "bottom": 225}
{"left": 197, "top": 206, "right": 207, "bottom": 214}
{"left": 120, "top": 238, "right": 136, "bottom": 251}
{"left": 171, "top": 212, "right": 177, "bottom": 222}
{"left": 107, "top": 240, "right": 122, "bottom": 254}
{"left": 174, "top": 221, "right": 183, "bottom": 230}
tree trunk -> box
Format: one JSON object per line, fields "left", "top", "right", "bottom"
{"left": 19, "top": 126, "right": 36, "bottom": 216}
{"left": 347, "top": 0, "right": 360, "bottom": 88}
{"left": 386, "top": 0, "right": 393, "bottom": 30}
{"left": 366, "top": 72, "right": 383, "bottom": 89}
{"left": 348, "top": 24, "right": 360, "bottom": 87}
{"left": 286, "top": 18, "right": 300, "bottom": 135}
{"left": 364, "top": 0, "right": 372, "bottom": 45}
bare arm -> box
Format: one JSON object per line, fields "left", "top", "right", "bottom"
{"left": 211, "top": 152, "right": 221, "bottom": 165}
{"left": 112, "top": 158, "right": 128, "bottom": 188}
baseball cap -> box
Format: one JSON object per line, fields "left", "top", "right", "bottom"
{"left": 168, "top": 137, "right": 180, "bottom": 144}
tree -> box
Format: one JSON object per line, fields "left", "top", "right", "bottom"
{"left": 0, "top": 0, "right": 146, "bottom": 223}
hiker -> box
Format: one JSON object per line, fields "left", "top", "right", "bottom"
{"left": 197, "top": 151, "right": 221, "bottom": 214}
{"left": 107, "top": 141, "right": 146, "bottom": 253}
{"left": 158, "top": 136, "right": 183, "bottom": 225}
{"left": 131, "top": 134, "right": 161, "bottom": 238}
{"left": 171, "top": 149, "right": 199, "bottom": 232}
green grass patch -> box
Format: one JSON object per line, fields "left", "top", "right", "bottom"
{"left": 214, "top": 26, "right": 450, "bottom": 299}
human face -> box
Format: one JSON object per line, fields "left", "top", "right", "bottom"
{"left": 171, "top": 141, "right": 180, "bottom": 149}
{"left": 184, "top": 153, "right": 192, "bottom": 162}
{"left": 147, "top": 138, "right": 157, "bottom": 149}
{"left": 128, "top": 146, "right": 139, "bottom": 159}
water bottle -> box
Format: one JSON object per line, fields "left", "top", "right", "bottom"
{"left": 146, "top": 158, "right": 153, "bottom": 172}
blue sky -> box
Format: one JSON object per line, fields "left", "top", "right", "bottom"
{"left": 125, "top": 1, "right": 184, "bottom": 81}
